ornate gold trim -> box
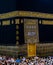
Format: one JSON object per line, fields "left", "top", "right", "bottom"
{"left": 15, "top": 19, "right": 19, "bottom": 24}
{"left": 42, "top": 20, "right": 53, "bottom": 25}
{"left": 2, "top": 20, "right": 10, "bottom": 25}
{"left": 0, "top": 11, "right": 53, "bottom": 19}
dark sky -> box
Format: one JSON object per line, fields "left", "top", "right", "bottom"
{"left": 17, "top": 0, "right": 53, "bottom": 13}
{"left": 0, "top": 0, "right": 16, "bottom": 13}
{"left": 0, "top": 0, "right": 53, "bottom": 13}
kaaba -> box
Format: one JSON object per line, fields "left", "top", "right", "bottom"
{"left": 0, "top": 0, "right": 53, "bottom": 57}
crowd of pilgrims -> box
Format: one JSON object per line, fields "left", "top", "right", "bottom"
{"left": 0, "top": 55, "right": 53, "bottom": 65}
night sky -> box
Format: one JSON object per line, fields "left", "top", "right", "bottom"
{"left": 16, "top": 0, "right": 53, "bottom": 13}
{"left": 0, "top": 0, "right": 16, "bottom": 13}
{"left": 0, "top": 0, "right": 53, "bottom": 13}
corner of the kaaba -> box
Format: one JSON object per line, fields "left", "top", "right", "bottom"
{"left": 0, "top": 11, "right": 53, "bottom": 57}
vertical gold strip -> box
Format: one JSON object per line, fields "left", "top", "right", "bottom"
{"left": 39, "top": 20, "right": 41, "bottom": 24}
{"left": 16, "top": 36, "right": 19, "bottom": 40}
{"left": 15, "top": 19, "right": 19, "bottom": 45}
{"left": 21, "top": 19, "right": 23, "bottom": 23}
{"left": 16, "top": 31, "right": 19, "bottom": 35}
{"left": 11, "top": 20, "right": 14, "bottom": 24}
{"left": 24, "top": 19, "right": 39, "bottom": 43}
{"left": 27, "top": 43, "right": 36, "bottom": 57}
{"left": 16, "top": 25, "right": 19, "bottom": 29}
